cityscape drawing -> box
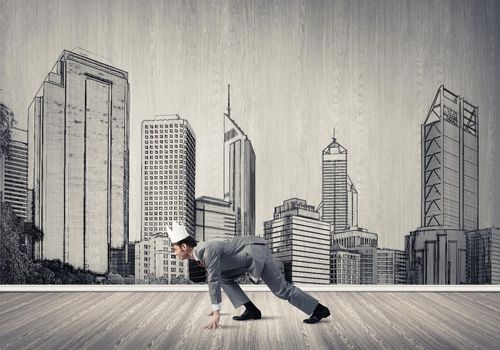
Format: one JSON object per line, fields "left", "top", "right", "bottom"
{"left": 1, "top": 0, "right": 499, "bottom": 286}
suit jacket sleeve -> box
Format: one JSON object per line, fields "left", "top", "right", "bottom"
{"left": 204, "top": 246, "right": 222, "bottom": 305}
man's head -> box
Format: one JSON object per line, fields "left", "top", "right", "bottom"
{"left": 172, "top": 235, "right": 197, "bottom": 260}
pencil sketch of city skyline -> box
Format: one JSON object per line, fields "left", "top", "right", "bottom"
{"left": 1, "top": 0, "right": 499, "bottom": 285}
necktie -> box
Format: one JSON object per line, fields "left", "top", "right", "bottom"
{"left": 196, "top": 260, "right": 206, "bottom": 269}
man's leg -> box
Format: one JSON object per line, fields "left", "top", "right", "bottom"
{"left": 260, "top": 257, "right": 319, "bottom": 315}
{"left": 221, "top": 270, "right": 261, "bottom": 321}
{"left": 221, "top": 274, "right": 250, "bottom": 308}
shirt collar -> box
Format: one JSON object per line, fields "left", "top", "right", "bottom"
{"left": 192, "top": 248, "right": 199, "bottom": 261}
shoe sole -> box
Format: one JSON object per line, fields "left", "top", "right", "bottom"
{"left": 303, "top": 309, "right": 331, "bottom": 324}
{"left": 233, "top": 314, "right": 262, "bottom": 321}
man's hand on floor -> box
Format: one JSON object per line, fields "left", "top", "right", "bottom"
{"left": 203, "top": 310, "right": 221, "bottom": 330}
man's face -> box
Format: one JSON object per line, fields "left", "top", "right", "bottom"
{"left": 173, "top": 243, "right": 189, "bottom": 260}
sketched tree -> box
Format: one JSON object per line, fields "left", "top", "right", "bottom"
{"left": 0, "top": 202, "right": 33, "bottom": 283}
{"left": 0, "top": 102, "right": 14, "bottom": 158}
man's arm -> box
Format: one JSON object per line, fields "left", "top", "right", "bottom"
{"left": 204, "top": 246, "right": 222, "bottom": 306}
{"left": 203, "top": 247, "right": 222, "bottom": 329}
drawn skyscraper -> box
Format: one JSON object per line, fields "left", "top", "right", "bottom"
{"left": 322, "top": 133, "right": 358, "bottom": 233}
{"left": 27, "top": 50, "right": 129, "bottom": 274}
{"left": 223, "top": 86, "right": 255, "bottom": 236}
{"left": 406, "top": 86, "right": 478, "bottom": 284}
{"left": 195, "top": 196, "right": 236, "bottom": 242}
{"left": 332, "top": 228, "right": 379, "bottom": 284}
{"left": 264, "top": 198, "right": 331, "bottom": 284}
{"left": 141, "top": 116, "right": 196, "bottom": 243}
{"left": 0, "top": 127, "right": 28, "bottom": 220}
{"left": 421, "top": 86, "right": 479, "bottom": 230}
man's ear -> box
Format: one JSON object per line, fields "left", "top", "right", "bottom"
{"left": 181, "top": 243, "right": 188, "bottom": 251}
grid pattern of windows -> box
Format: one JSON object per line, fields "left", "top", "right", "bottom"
{"left": 134, "top": 235, "right": 187, "bottom": 283}
{"left": 141, "top": 118, "right": 196, "bottom": 241}
{"left": 331, "top": 251, "right": 360, "bottom": 284}
{"left": 1, "top": 138, "right": 28, "bottom": 219}
{"left": 264, "top": 199, "right": 331, "bottom": 285}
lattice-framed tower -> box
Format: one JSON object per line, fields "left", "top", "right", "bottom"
{"left": 421, "top": 85, "right": 479, "bottom": 231}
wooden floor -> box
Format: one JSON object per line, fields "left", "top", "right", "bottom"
{"left": 1, "top": 292, "right": 500, "bottom": 350}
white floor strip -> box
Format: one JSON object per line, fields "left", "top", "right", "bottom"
{"left": 1, "top": 285, "right": 500, "bottom": 292}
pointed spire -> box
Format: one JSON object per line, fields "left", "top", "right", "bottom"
{"left": 332, "top": 127, "right": 336, "bottom": 142}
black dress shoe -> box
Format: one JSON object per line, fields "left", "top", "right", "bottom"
{"left": 303, "top": 304, "right": 330, "bottom": 324}
{"left": 233, "top": 308, "right": 262, "bottom": 321}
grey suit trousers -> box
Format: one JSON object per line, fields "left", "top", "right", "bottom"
{"left": 221, "top": 256, "right": 319, "bottom": 315}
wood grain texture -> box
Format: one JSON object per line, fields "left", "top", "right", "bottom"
{"left": 0, "top": 0, "right": 498, "bottom": 249}
{"left": 1, "top": 292, "right": 500, "bottom": 349}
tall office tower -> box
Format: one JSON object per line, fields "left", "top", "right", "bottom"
{"left": 331, "top": 243, "right": 360, "bottom": 284}
{"left": 141, "top": 116, "right": 196, "bottom": 242}
{"left": 264, "top": 198, "right": 331, "bottom": 284}
{"left": 322, "top": 135, "right": 347, "bottom": 233}
{"left": 0, "top": 127, "right": 28, "bottom": 220}
{"left": 406, "top": 86, "right": 478, "bottom": 284}
{"left": 466, "top": 228, "right": 500, "bottom": 284}
{"left": 332, "top": 227, "right": 379, "bottom": 284}
{"left": 422, "top": 85, "right": 479, "bottom": 230}
{"left": 223, "top": 86, "right": 255, "bottom": 236}
{"left": 377, "top": 248, "right": 406, "bottom": 284}
{"left": 322, "top": 134, "right": 359, "bottom": 233}
{"left": 134, "top": 233, "right": 188, "bottom": 283}
{"left": 27, "top": 50, "right": 129, "bottom": 275}
{"left": 195, "top": 196, "right": 236, "bottom": 241}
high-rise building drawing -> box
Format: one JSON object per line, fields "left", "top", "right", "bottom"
{"left": 466, "top": 228, "right": 500, "bottom": 284}
{"left": 406, "top": 86, "right": 478, "bottom": 284}
{"left": 134, "top": 234, "right": 188, "bottom": 283}
{"left": 0, "top": 127, "right": 28, "bottom": 220}
{"left": 27, "top": 50, "right": 129, "bottom": 275}
{"left": 223, "top": 86, "right": 255, "bottom": 236}
{"left": 421, "top": 86, "right": 479, "bottom": 230}
{"left": 377, "top": 248, "right": 406, "bottom": 284}
{"left": 331, "top": 243, "right": 360, "bottom": 284}
{"left": 141, "top": 116, "right": 196, "bottom": 242}
{"left": 264, "top": 198, "right": 331, "bottom": 284}
{"left": 321, "top": 134, "right": 358, "bottom": 233}
{"left": 195, "top": 196, "right": 236, "bottom": 242}
{"left": 332, "top": 227, "right": 379, "bottom": 284}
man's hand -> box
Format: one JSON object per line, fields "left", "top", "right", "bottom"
{"left": 203, "top": 310, "right": 221, "bottom": 330}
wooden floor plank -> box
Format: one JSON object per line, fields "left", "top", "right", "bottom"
{"left": 1, "top": 292, "right": 499, "bottom": 350}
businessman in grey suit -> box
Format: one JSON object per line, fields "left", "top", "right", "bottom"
{"left": 167, "top": 222, "right": 331, "bottom": 330}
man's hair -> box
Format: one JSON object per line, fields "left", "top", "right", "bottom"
{"left": 173, "top": 235, "right": 197, "bottom": 248}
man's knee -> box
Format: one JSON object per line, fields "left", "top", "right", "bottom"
{"left": 271, "top": 282, "right": 293, "bottom": 300}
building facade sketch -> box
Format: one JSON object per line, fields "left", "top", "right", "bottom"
{"left": 141, "top": 116, "right": 196, "bottom": 241}
{"left": 0, "top": 1, "right": 497, "bottom": 287}
{"left": 195, "top": 196, "right": 236, "bottom": 242}
{"left": 223, "top": 86, "right": 256, "bottom": 237}
{"left": 26, "top": 50, "right": 130, "bottom": 275}
{"left": 264, "top": 199, "right": 331, "bottom": 284}
{"left": 406, "top": 86, "right": 478, "bottom": 285}
{"left": 0, "top": 127, "right": 28, "bottom": 220}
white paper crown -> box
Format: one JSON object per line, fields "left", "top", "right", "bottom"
{"left": 166, "top": 221, "right": 190, "bottom": 244}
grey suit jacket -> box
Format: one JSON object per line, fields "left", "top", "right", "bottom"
{"left": 194, "top": 236, "right": 270, "bottom": 305}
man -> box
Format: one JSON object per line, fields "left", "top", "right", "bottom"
{"left": 167, "top": 222, "right": 331, "bottom": 330}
